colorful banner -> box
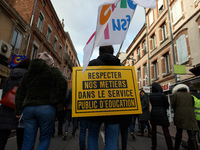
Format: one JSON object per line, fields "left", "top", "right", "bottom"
{"left": 10, "top": 55, "right": 26, "bottom": 68}
{"left": 72, "top": 66, "right": 142, "bottom": 117}
{"left": 83, "top": 0, "right": 136, "bottom": 72}
{"left": 83, "top": 0, "right": 156, "bottom": 73}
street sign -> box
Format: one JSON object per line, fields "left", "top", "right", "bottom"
{"left": 143, "top": 86, "right": 150, "bottom": 93}
{"left": 10, "top": 55, "right": 26, "bottom": 68}
{"left": 161, "top": 82, "right": 170, "bottom": 92}
{"left": 173, "top": 65, "right": 186, "bottom": 74}
{"left": 72, "top": 66, "right": 142, "bottom": 117}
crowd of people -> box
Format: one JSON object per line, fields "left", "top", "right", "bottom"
{"left": 0, "top": 46, "right": 200, "bottom": 150}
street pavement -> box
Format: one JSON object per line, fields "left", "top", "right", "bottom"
{"left": 5, "top": 121, "right": 199, "bottom": 150}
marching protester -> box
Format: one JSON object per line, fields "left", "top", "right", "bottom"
{"left": 137, "top": 90, "right": 151, "bottom": 137}
{"left": 15, "top": 52, "right": 67, "bottom": 150}
{"left": 190, "top": 87, "right": 200, "bottom": 143}
{"left": 54, "top": 100, "right": 66, "bottom": 137}
{"left": 172, "top": 84, "right": 198, "bottom": 150}
{"left": 79, "top": 117, "right": 89, "bottom": 150}
{"left": 118, "top": 115, "right": 132, "bottom": 150}
{"left": 150, "top": 82, "right": 173, "bottom": 150}
{"left": 87, "top": 45, "right": 122, "bottom": 150}
{"left": 130, "top": 114, "right": 141, "bottom": 139}
{"left": 0, "top": 58, "right": 30, "bottom": 150}
{"left": 63, "top": 88, "right": 78, "bottom": 140}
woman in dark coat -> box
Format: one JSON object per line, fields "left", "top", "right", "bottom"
{"left": 150, "top": 82, "right": 173, "bottom": 150}
{"left": 137, "top": 90, "right": 151, "bottom": 137}
{"left": 0, "top": 58, "right": 30, "bottom": 150}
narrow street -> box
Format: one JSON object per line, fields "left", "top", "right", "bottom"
{"left": 5, "top": 121, "right": 195, "bottom": 150}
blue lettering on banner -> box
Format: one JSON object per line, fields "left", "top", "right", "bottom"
{"left": 112, "top": 15, "right": 131, "bottom": 31}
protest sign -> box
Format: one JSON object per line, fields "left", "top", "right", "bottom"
{"left": 72, "top": 66, "right": 142, "bottom": 117}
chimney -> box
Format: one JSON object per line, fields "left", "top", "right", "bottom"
{"left": 61, "top": 19, "right": 64, "bottom": 28}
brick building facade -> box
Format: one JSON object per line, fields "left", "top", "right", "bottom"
{"left": 122, "top": 0, "right": 200, "bottom": 91}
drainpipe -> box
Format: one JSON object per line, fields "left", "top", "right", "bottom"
{"left": 25, "top": 0, "right": 38, "bottom": 56}
{"left": 166, "top": 0, "right": 177, "bottom": 84}
{"left": 144, "top": 8, "right": 151, "bottom": 86}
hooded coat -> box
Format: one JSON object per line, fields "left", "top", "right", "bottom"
{"left": 150, "top": 82, "right": 170, "bottom": 127}
{"left": 172, "top": 84, "right": 198, "bottom": 131}
{"left": 0, "top": 68, "right": 27, "bottom": 130}
{"left": 15, "top": 59, "right": 67, "bottom": 115}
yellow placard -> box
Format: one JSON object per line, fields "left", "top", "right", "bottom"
{"left": 72, "top": 66, "right": 142, "bottom": 117}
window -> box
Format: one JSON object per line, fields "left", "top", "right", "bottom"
{"left": 176, "top": 34, "right": 189, "bottom": 64}
{"left": 46, "top": 26, "right": 52, "bottom": 42}
{"left": 172, "top": 0, "right": 182, "bottom": 24}
{"left": 153, "top": 61, "right": 158, "bottom": 80}
{"left": 63, "top": 66, "right": 66, "bottom": 76}
{"left": 158, "top": 0, "right": 164, "bottom": 13}
{"left": 143, "top": 41, "right": 146, "bottom": 55}
{"left": 149, "top": 11, "right": 154, "bottom": 26}
{"left": 150, "top": 34, "right": 156, "bottom": 50}
{"left": 37, "top": 12, "right": 44, "bottom": 31}
{"left": 144, "top": 63, "right": 148, "bottom": 86}
{"left": 164, "top": 53, "right": 170, "bottom": 74}
{"left": 138, "top": 68, "right": 141, "bottom": 88}
{"left": 160, "top": 23, "right": 167, "bottom": 41}
{"left": 59, "top": 44, "right": 62, "bottom": 57}
{"left": 30, "top": 42, "right": 39, "bottom": 60}
{"left": 66, "top": 45, "right": 68, "bottom": 53}
{"left": 43, "top": 1, "right": 46, "bottom": 6}
{"left": 11, "top": 29, "right": 23, "bottom": 54}
{"left": 194, "top": 0, "right": 200, "bottom": 5}
{"left": 67, "top": 70, "right": 70, "bottom": 80}
{"left": 137, "top": 47, "right": 140, "bottom": 60}
{"left": 53, "top": 36, "right": 58, "bottom": 50}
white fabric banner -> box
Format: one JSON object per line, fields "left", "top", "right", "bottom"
{"left": 83, "top": 0, "right": 156, "bottom": 73}
{"left": 133, "top": 0, "right": 156, "bottom": 8}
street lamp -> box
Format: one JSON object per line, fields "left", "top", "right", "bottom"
{"left": 126, "top": 56, "right": 136, "bottom": 66}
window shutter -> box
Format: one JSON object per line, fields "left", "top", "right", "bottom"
{"left": 158, "top": 28, "right": 163, "bottom": 42}
{"left": 176, "top": 34, "right": 189, "bottom": 64}
{"left": 149, "top": 39, "right": 153, "bottom": 50}
{"left": 151, "top": 65, "right": 154, "bottom": 79}
{"left": 172, "top": 0, "right": 182, "bottom": 23}
{"left": 161, "top": 58, "right": 165, "bottom": 74}
{"left": 149, "top": 11, "right": 153, "bottom": 26}
{"left": 143, "top": 67, "right": 145, "bottom": 78}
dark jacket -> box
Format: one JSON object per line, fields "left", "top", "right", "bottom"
{"left": 88, "top": 53, "right": 122, "bottom": 124}
{"left": 150, "top": 82, "right": 170, "bottom": 127}
{"left": 172, "top": 84, "right": 198, "bottom": 130}
{"left": 15, "top": 59, "right": 67, "bottom": 115}
{"left": 139, "top": 94, "right": 150, "bottom": 121}
{"left": 0, "top": 68, "right": 27, "bottom": 130}
{"left": 66, "top": 88, "right": 72, "bottom": 110}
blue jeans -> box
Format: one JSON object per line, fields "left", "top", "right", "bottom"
{"left": 130, "top": 114, "right": 140, "bottom": 133}
{"left": 79, "top": 118, "right": 89, "bottom": 150}
{"left": 22, "top": 105, "right": 56, "bottom": 150}
{"left": 88, "top": 120, "right": 119, "bottom": 150}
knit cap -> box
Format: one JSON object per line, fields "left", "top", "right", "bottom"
{"left": 38, "top": 52, "right": 54, "bottom": 66}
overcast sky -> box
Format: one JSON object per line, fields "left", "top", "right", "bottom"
{"left": 51, "top": 0, "right": 146, "bottom": 66}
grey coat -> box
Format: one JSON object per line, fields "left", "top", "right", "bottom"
{"left": 139, "top": 94, "right": 150, "bottom": 121}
